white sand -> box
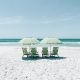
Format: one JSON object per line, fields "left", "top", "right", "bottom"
{"left": 0, "top": 46, "right": 80, "bottom": 80}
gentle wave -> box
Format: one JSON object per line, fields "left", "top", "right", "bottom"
{"left": 0, "top": 42, "right": 80, "bottom": 47}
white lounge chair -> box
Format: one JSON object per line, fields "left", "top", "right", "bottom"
{"left": 30, "top": 48, "right": 39, "bottom": 57}
{"left": 22, "top": 48, "right": 31, "bottom": 57}
{"left": 50, "top": 47, "right": 59, "bottom": 57}
{"left": 42, "top": 47, "right": 49, "bottom": 57}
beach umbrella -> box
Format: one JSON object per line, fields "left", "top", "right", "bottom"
{"left": 20, "top": 37, "right": 39, "bottom": 45}
{"left": 40, "top": 37, "right": 62, "bottom": 53}
{"left": 19, "top": 37, "right": 39, "bottom": 53}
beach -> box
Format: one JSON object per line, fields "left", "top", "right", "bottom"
{"left": 0, "top": 46, "right": 80, "bottom": 80}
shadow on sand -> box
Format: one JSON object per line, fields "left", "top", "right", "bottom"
{"left": 22, "top": 56, "right": 66, "bottom": 61}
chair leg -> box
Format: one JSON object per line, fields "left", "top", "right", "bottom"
{"left": 57, "top": 54, "right": 59, "bottom": 57}
{"left": 50, "top": 54, "right": 52, "bottom": 57}
{"left": 22, "top": 54, "right": 24, "bottom": 57}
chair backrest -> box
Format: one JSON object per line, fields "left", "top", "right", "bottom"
{"left": 42, "top": 47, "right": 48, "bottom": 55}
{"left": 31, "top": 48, "right": 37, "bottom": 55}
{"left": 53, "top": 47, "right": 58, "bottom": 54}
{"left": 22, "top": 48, "right": 28, "bottom": 55}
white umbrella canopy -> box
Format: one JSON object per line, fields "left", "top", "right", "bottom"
{"left": 40, "top": 37, "right": 61, "bottom": 44}
{"left": 19, "top": 37, "right": 39, "bottom": 53}
{"left": 19, "top": 37, "right": 39, "bottom": 45}
{"left": 40, "top": 37, "right": 62, "bottom": 53}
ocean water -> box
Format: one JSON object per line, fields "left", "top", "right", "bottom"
{"left": 60, "top": 39, "right": 80, "bottom": 47}
{"left": 0, "top": 38, "right": 80, "bottom": 46}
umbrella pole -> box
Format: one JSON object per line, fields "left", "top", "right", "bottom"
{"left": 50, "top": 44, "right": 51, "bottom": 54}
{"left": 29, "top": 45, "right": 31, "bottom": 54}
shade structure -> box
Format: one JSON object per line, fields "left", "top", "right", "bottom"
{"left": 19, "top": 37, "right": 39, "bottom": 45}
{"left": 40, "top": 37, "right": 61, "bottom": 44}
{"left": 40, "top": 37, "right": 62, "bottom": 54}
{"left": 19, "top": 37, "right": 39, "bottom": 53}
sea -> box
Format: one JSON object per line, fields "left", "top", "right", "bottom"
{"left": 0, "top": 38, "right": 80, "bottom": 47}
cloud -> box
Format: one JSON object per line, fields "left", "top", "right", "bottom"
{"left": 38, "top": 14, "right": 80, "bottom": 24}
{"left": 0, "top": 16, "right": 23, "bottom": 24}
{"left": 0, "top": 14, "right": 80, "bottom": 25}
{"left": 22, "top": 14, "right": 80, "bottom": 24}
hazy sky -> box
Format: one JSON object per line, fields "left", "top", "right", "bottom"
{"left": 0, "top": 0, "right": 80, "bottom": 38}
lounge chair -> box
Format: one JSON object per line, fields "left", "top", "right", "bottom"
{"left": 30, "top": 48, "right": 39, "bottom": 57}
{"left": 42, "top": 47, "right": 49, "bottom": 57}
{"left": 22, "top": 48, "right": 31, "bottom": 57}
{"left": 50, "top": 47, "right": 59, "bottom": 57}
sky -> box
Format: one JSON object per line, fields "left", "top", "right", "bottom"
{"left": 0, "top": 0, "right": 80, "bottom": 38}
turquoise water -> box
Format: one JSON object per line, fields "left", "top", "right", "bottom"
{"left": 0, "top": 38, "right": 80, "bottom": 42}
{"left": 0, "top": 38, "right": 80, "bottom": 46}
{"left": 60, "top": 39, "right": 80, "bottom": 46}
